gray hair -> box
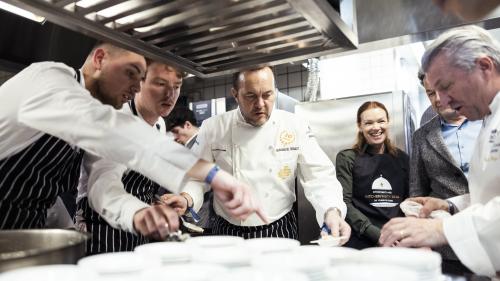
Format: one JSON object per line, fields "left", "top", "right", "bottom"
{"left": 421, "top": 25, "right": 500, "bottom": 73}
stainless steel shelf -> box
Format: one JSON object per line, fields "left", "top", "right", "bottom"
{"left": 4, "top": 0, "right": 358, "bottom": 78}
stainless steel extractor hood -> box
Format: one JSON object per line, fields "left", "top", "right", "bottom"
{"left": 3, "top": 0, "right": 358, "bottom": 78}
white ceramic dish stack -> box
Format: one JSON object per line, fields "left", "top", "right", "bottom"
{"left": 251, "top": 251, "right": 329, "bottom": 281}
{"left": 359, "top": 247, "right": 443, "bottom": 281}
{"left": 243, "top": 237, "right": 300, "bottom": 255}
{"left": 77, "top": 252, "right": 148, "bottom": 280}
{"left": 218, "top": 268, "right": 309, "bottom": 281}
{"left": 0, "top": 265, "right": 96, "bottom": 281}
{"left": 184, "top": 236, "right": 244, "bottom": 248}
{"left": 134, "top": 241, "right": 195, "bottom": 265}
{"left": 193, "top": 246, "right": 251, "bottom": 267}
{"left": 142, "top": 264, "right": 228, "bottom": 281}
{"left": 326, "top": 264, "right": 418, "bottom": 281}
{"left": 295, "top": 245, "right": 360, "bottom": 267}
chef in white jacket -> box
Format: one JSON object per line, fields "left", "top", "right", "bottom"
{"left": 379, "top": 25, "right": 500, "bottom": 277}
{"left": 190, "top": 66, "right": 350, "bottom": 240}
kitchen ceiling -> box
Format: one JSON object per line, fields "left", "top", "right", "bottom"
{"left": 3, "top": 0, "right": 358, "bottom": 78}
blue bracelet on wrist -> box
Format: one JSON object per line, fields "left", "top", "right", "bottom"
{"left": 204, "top": 165, "right": 220, "bottom": 184}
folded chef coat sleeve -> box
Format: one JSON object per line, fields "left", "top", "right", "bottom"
{"left": 17, "top": 65, "right": 198, "bottom": 194}
{"left": 84, "top": 153, "right": 149, "bottom": 234}
{"left": 296, "top": 119, "right": 347, "bottom": 226}
{"left": 443, "top": 197, "right": 500, "bottom": 276}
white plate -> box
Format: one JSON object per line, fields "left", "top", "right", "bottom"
{"left": 359, "top": 247, "right": 442, "bottom": 271}
{"left": 251, "top": 252, "right": 329, "bottom": 273}
{"left": 134, "top": 242, "right": 194, "bottom": 264}
{"left": 295, "top": 245, "right": 359, "bottom": 265}
{"left": 243, "top": 238, "right": 300, "bottom": 254}
{"left": 193, "top": 247, "right": 251, "bottom": 267}
{"left": 326, "top": 264, "right": 418, "bottom": 281}
{"left": 0, "top": 265, "right": 96, "bottom": 281}
{"left": 77, "top": 252, "right": 147, "bottom": 275}
{"left": 310, "top": 236, "right": 346, "bottom": 247}
{"left": 185, "top": 236, "right": 244, "bottom": 248}
{"left": 218, "top": 268, "right": 309, "bottom": 281}
{"left": 142, "top": 264, "right": 228, "bottom": 281}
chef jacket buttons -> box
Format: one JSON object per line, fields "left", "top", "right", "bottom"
{"left": 268, "top": 145, "right": 273, "bottom": 150}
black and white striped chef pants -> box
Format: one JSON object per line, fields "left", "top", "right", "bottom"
{"left": 212, "top": 210, "right": 298, "bottom": 239}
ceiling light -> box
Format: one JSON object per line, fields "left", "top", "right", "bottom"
{"left": 0, "top": 1, "right": 45, "bottom": 23}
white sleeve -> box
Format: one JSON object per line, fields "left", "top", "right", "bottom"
{"left": 84, "top": 153, "right": 149, "bottom": 234}
{"left": 447, "top": 193, "right": 471, "bottom": 211}
{"left": 296, "top": 120, "right": 347, "bottom": 226}
{"left": 184, "top": 123, "right": 214, "bottom": 212}
{"left": 17, "top": 65, "right": 198, "bottom": 194}
{"left": 443, "top": 197, "right": 500, "bottom": 276}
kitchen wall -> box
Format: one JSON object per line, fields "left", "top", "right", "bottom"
{"left": 181, "top": 63, "right": 309, "bottom": 104}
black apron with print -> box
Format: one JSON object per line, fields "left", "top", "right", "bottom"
{"left": 348, "top": 150, "right": 408, "bottom": 248}
{"left": 78, "top": 100, "right": 161, "bottom": 255}
{"left": 0, "top": 69, "right": 84, "bottom": 229}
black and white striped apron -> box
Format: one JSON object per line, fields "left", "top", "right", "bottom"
{"left": 0, "top": 69, "right": 84, "bottom": 229}
{"left": 78, "top": 99, "right": 161, "bottom": 255}
{"left": 212, "top": 209, "right": 298, "bottom": 239}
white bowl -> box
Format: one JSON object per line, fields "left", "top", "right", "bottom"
{"left": 243, "top": 237, "right": 300, "bottom": 254}
{"left": 185, "top": 236, "right": 244, "bottom": 248}
{"left": 251, "top": 252, "right": 329, "bottom": 273}
{"left": 142, "top": 264, "right": 228, "bottom": 281}
{"left": 359, "top": 247, "right": 442, "bottom": 271}
{"left": 0, "top": 265, "right": 96, "bottom": 281}
{"left": 295, "top": 245, "right": 360, "bottom": 266}
{"left": 218, "top": 268, "right": 309, "bottom": 281}
{"left": 134, "top": 242, "right": 195, "bottom": 265}
{"left": 193, "top": 246, "right": 251, "bottom": 267}
{"left": 77, "top": 252, "right": 147, "bottom": 275}
{"left": 326, "top": 264, "right": 418, "bottom": 281}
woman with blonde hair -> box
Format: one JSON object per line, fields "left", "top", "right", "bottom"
{"left": 336, "top": 101, "right": 409, "bottom": 249}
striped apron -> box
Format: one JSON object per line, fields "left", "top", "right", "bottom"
{"left": 78, "top": 99, "right": 161, "bottom": 255}
{"left": 212, "top": 209, "right": 298, "bottom": 239}
{"left": 0, "top": 70, "right": 84, "bottom": 229}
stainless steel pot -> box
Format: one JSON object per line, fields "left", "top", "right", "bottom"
{"left": 0, "top": 229, "right": 88, "bottom": 272}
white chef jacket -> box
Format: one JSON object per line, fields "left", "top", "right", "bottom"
{"left": 0, "top": 62, "right": 198, "bottom": 203}
{"left": 76, "top": 103, "right": 159, "bottom": 233}
{"left": 443, "top": 92, "right": 500, "bottom": 277}
{"left": 192, "top": 108, "right": 346, "bottom": 227}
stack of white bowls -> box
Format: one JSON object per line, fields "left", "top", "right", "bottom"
{"left": 251, "top": 251, "right": 330, "bottom": 281}
{"left": 186, "top": 236, "right": 250, "bottom": 268}
{"left": 243, "top": 237, "right": 300, "bottom": 255}
{"left": 358, "top": 247, "right": 443, "bottom": 281}
{"left": 218, "top": 268, "right": 309, "bottom": 281}
{"left": 134, "top": 241, "right": 195, "bottom": 266}
{"left": 326, "top": 264, "right": 418, "bottom": 281}
{"left": 294, "top": 245, "right": 359, "bottom": 267}
{"left": 77, "top": 252, "right": 148, "bottom": 281}
{"left": 0, "top": 264, "right": 96, "bottom": 281}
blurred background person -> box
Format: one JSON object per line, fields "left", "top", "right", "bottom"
{"left": 336, "top": 101, "right": 409, "bottom": 249}
{"left": 167, "top": 107, "right": 200, "bottom": 148}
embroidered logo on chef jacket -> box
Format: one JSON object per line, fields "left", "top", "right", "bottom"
{"left": 278, "top": 165, "right": 292, "bottom": 179}
{"left": 279, "top": 130, "right": 295, "bottom": 145}
{"left": 486, "top": 129, "right": 500, "bottom": 162}
{"left": 368, "top": 175, "right": 399, "bottom": 208}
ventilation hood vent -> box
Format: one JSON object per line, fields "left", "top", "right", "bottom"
{"left": 4, "top": 0, "right": 358, "bottom": 78}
